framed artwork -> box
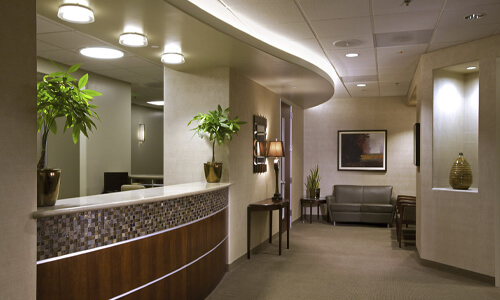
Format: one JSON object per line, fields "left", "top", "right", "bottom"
{"left": 338, "top": 130, "right": 387, "bottom": 171}
{"left": 414, "top": 123, "right": 420, "bottom": 166}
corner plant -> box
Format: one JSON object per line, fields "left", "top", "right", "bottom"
{"left": 37, "top": 61, "right": 101, "bottom": 170}
{"left": 305, "top": 165, "right": 320, "bottom": 190}
{"left": 188, "top": 105, "right": 246, "bottom": 162}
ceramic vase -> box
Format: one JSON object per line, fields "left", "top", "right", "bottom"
{"left": 449, "top": 153, "right": 472, "bottom": 190}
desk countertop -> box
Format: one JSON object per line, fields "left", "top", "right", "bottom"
{"left": 33, "top": 182, "right": 231, "bottom": 219}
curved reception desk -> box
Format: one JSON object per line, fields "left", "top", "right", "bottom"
{"left": 33, "top": 182, "right": 230, "bottom": 300}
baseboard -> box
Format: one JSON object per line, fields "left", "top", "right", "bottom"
{"left": 419, "top": 257, "right": 495, "bottom": 286}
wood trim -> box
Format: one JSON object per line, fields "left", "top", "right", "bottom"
{"left": 37, "top": 208, "right": 228, "bottom": 300}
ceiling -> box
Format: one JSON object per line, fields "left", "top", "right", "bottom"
{"left": 36, "top": 0, "right": 500, "bottom": 108}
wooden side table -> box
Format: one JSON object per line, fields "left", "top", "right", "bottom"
{"left": 301, "top": 197, "right": 327, "bottom": 223}
{"left": 247, "top": 198, "right": 290, "bottom": 259}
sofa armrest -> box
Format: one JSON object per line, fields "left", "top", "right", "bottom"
{"left": 390, "top": 196, "right": 397, "bottom": 208}
{"left": 325, "top": 195, "right": 335, "bottom": 223}
{"left": 326, "top": 195, "right": 335, "bottom": 204}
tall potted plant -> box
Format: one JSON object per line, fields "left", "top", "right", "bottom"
{"left": 37, "top": 61, "right": 101, "bottom": 206}
{"left": 188, "top": 105, "right": 245, "bottom": 182}
{"left": 305, "top": 165, "right": 321, "bottom": 198}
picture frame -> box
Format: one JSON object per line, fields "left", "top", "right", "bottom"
{"left": 338, "top": 130, "right": 387, "bottom": 171}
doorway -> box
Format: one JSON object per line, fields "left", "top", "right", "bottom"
{"left": 281, "top": 100, "right": 292, "bottom": 227}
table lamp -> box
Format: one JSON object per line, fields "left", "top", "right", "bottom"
{"left": 267, "top": 140, "right": 285, "bottom": 201}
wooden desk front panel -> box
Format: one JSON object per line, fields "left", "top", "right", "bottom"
{"left": 37, "top": 208, "right": 228, "bottom": 300}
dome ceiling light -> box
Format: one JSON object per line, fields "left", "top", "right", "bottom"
{"left": 161, "top": 53, "right": 185, "bottom": 64}
{"left": 57, "top": 4, "right": 95, "bottom": 24}
{"left": 80, "top": 47, "right": 124, "bottom": 59}
{"left": 119, "top": 33, "right": 148, "bottom": 47}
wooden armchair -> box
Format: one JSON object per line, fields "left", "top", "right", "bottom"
{"left": 395, "top": 195, "right": 416, "bottom": 248}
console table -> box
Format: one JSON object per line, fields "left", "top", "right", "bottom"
{"left": 247, "top": 198, "right": 289, "bottom": 258}
{"left": 300, "top": 197, "right": 327, "bottom": 223}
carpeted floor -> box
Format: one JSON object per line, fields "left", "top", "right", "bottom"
{"left": 207, "top": 219, "right": 499, "bottom": 300}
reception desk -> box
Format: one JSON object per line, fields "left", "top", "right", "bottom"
{"left": 34, "top": 182, "right": 230, "bottom": 300}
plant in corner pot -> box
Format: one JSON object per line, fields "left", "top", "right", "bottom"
{"left": 305, "top": 165, "right": 321, "bottom": 198}
{"left": 37, "top": 60, "right": 101, "bottom": 206}
{"left": 188, "top": 105, "right": 245, "bottom": 183}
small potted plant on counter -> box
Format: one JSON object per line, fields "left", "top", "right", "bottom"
{"left": 305, "top": 165, "right": 321, "bottom": 198}
{"left": 188, "top": 105, "right": 245, "bottom": 182}
{"left": 37, "top": 61, "right": 101, "bottom": 206}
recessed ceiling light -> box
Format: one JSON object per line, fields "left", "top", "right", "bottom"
{"left": 147, "top": 101, "right": 164, "bottom": 106}
{"left": 80, "top": 47, "right": 124, "bottom": 59}
{"left": 119, "top": 33, "right": 148, "bottom": 47}
{"left": 466, "top": 66, "right": 477, "bottom": 70}
{"left": 161, "top": 53, "right": 185, "bottom": 64}
{"left": 57, "top": 4, "right": 95, "bottom": 24}
{"left": 464, "top": 13, "right": 486, "bottom": 20}
{"left": 357, "top": 84, "right": 367, "bottom": 87}
{"left": 346, "top": 53, "right": 359, "bottom": 58}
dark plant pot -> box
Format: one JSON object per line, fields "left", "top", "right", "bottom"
{"left": 309, "top": 188, "right": 320, "bottom": 199}
{"left": 204, "top": 162, "right": 222, "bottom": 183}
{"left": 37, "top": 169, "right": 61, "bottom": 207}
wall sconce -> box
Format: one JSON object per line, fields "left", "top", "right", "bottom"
{"left": 138, "top": 124, "right": 145, "bottom": 143}
{"left": 267, "top": 140, "right": 285, "bottom": 201}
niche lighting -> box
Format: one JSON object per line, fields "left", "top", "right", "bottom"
{"left": 466, "top": 66, "right": 477, "bottom": 70}
{"left": 357, "top": 83, "right": 367, "bottom": 87}
{"left": 57, "top": 4, "right": 95, "bottom": 24}
{"left": 161, "top": 53, "right": 185, "bottom": 64}
{"left": 147, "top": 101, "right": 164, "bottom": 106}
{"left": 80, "top": 47, "right": 124, "bottom": 59}
{"left": 346, "top": 53, "right": 359, "bottom": 58}
{"left": 119, "top": 33, "right": 148, "bottom": 47}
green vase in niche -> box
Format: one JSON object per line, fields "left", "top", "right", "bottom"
{"left": 449, "top": 152, "right": 472, "bottom": 190}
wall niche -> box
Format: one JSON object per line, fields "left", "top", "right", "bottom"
{"left": 432, "top": 61, "right": 479, "bottom": 191}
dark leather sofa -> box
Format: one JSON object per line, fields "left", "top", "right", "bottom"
{"left": 326, "top": 185, "right": 396, "bottom": 227}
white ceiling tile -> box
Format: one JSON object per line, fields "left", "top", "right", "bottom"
{"left": 37, "top": 32, "right": 110, "bottom": 50}
{"left": 297, "top": 0, "right": 371, "bottom": 21}
{"left": 379, "top": 81, "right": 411, "bottom": 97}
{"left": 311, "top": 17, "right": 372, "bottom": 38}
{"left": 374, "top": 10, "right": 441, "bottom": 33}
{"left": 107, "top": 56, "right": 160, "bottom": 69}
{"left": 326, "top": 48, "right": 376, "bottom": 62}
{"left": 78, "top": 60, "right": 117, "bottom": 72}
{"left": 373, "top": 0, "right": 446, "bottom": 16}
{"left": 319, "top": 35, "right": 375, "bottom": 51}
{"left": 94, "top": 68, "right": 142, "bottom": 79}
{"left": 295, "top": 38, "right": 325, "bottom": 54}
{"left": 36, "top": 15, "right": 70, "bottom": 34}
{"left": 336, "top": 67, "right": 378, "bottom": 78}
{"left": 230, "top": 1, "right": 304, "bottom": 25}
{"left": 427, "top": 41, "right": 463, "bottom": 52}
{"left": 446, "top": 0, "right": 500, "bottom": 9}
{"left": 346, "top": 81, "right": 380, "bottom": 97}
{"left": 38, "top": 49, "right": 85, "bottom": 64}
{"left": 37, "top": 40, "right": 59, "bottom": 51}
{"left": 270, "top": 22, "right": 316, "bottom": 40}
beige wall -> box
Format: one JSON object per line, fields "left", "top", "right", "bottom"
{"left": 0, "top": 0, "right": 37, "bottom": 298}
{"left": 163, "top": 67, "right": 230, "bottom": 184}
{"left": 131, "top": 104, "right": 163, "bottom": 175}
{"left": 496, "top": 58, "right": 500, "bottom": 286}
{"left": 163, "top": 67, "right": 304, "bottom": 263}
{"left": 228, "top": 71, "right": 305, "bottom": 263}
{"left": 304, "top": 96, "right": 417, "bottom": 211}
{"left": 414, "top": 34, "right": 500, "bottom": 278}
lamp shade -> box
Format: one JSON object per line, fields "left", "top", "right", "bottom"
{"left": 267, "top": 141, "right": 285, "bottom": 157}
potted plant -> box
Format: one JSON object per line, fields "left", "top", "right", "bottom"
{"left": 37, "top": 61, "right": 101, "bottom": 206}
{"left": 188, "top": 105, "right": 245, "bottom": 182}
{"left": 305, "top": 165, "right": 321, "bottom": 198}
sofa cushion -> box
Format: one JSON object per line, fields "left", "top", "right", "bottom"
{"left": 334, "top": 185, "right": 363, "bottom": 203}
{"left": 362, "top": 186, "right": 393, "bottom": 204}
{"left": 360, "top": 204, "right": 393, "bottom": 213}
{"left": 330, "top": 203, "right": 361, "bottom": 212}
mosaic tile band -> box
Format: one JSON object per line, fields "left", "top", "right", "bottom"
{"left": 37, "top": 188, "right": 228, "bottom": 261}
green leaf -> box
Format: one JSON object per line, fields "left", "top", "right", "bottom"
{"left": 82, "top": 89, "right": 101, "bottom": 96}
{"left": 78, "top": 74, "right": 89, "bottom": 90}
{"left": 68, "top": 63, "right": 81, "bottom": 73}
{"left": 72, "top": 127, "right": 79, "bottom": 144}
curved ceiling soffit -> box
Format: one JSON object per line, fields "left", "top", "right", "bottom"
{"left": 164, "top": 0, "right": 334, "bottom": 108}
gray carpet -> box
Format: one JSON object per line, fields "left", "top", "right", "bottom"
{"left": 207, "top": 220, "right": 499, "bottom": 300}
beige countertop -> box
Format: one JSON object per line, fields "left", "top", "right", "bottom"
{"left": 33, "top": 182, "right": 231, "bottom": 219}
